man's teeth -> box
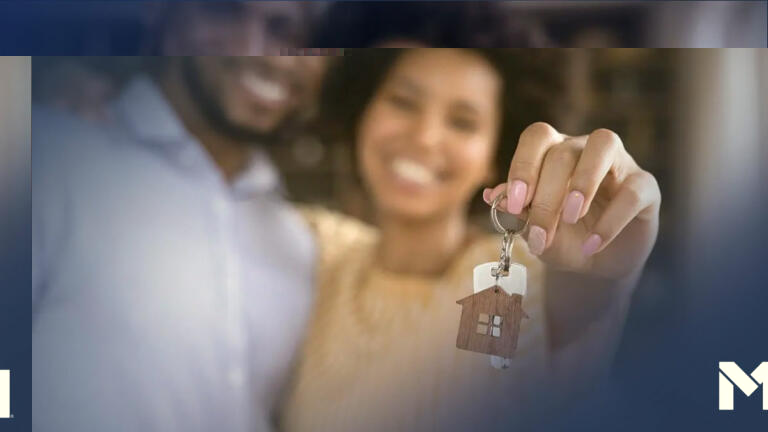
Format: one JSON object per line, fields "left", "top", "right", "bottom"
{"left": 241, "top": 72, "right": 287, "bottom": 103}
{"left": 391, "top": 158, "right": 437, "bottom": 185}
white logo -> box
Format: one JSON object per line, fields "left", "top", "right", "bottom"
{"left": 0, "top": 370, "right": 9, "bottom": 419}
{"left": 718, "top": 362, "right": 768, "bottom": 410}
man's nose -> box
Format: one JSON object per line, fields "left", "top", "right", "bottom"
{"left": 235, "top": 19, "right": 269, "bottom": 55}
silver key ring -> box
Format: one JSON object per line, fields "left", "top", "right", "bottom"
{"left": 490, "top": 190, "right": 529, "bottom": 235}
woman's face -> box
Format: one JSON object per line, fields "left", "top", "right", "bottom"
{"left": 357, "top": 49, "right": 502, "bottom": 220}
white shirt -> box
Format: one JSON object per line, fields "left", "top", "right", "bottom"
{"left": 32, "top": 77, "right": 315, "bottom": 432}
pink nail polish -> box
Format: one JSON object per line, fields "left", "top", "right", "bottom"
{"left": 507, "top": 180, "right": 527, "bottom": 214}
{"left": 582, "top": 234, "right": 602, "bottom": 257}
{"left": 528, "top": 225, "right": 546, "bottom": 256}
{"left": 482, "top": 189, "right": 491, "bottom": 203}
{"left": 562, "top": 190, "right": 584, "bottom": 224}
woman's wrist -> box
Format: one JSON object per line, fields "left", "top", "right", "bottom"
{"left": 544, "top": 265, "right": 643, "bottom": 352}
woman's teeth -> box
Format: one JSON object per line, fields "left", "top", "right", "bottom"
{"left": 391, "top": 158, "right": 437, "bottom": 186}
{"left": 240, "top": 72, "right": 288, "bottom": 103}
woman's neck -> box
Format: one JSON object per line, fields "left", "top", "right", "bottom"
{"left": 376, "top": 209, "right": 469, "bottom": 276}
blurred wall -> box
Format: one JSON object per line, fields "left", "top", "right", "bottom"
{"left": 0, "top": 57, "right": 30, "bottom": 205}
{"left": 649, "top": 2, "right": 767, "bottom": 48}
{"left": 674, "top": 49, "right": 767, "bottom": 310}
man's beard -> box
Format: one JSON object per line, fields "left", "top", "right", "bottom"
{"left": 180, "top": 57, "right": 293, "bottom": 146}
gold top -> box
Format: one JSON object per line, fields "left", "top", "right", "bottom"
{"left": 280, "top": 207, "right": 551, "bottom": 432}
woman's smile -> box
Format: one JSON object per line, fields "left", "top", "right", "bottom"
{"left": 389, "top": 156, "right": 447, "bottom": 189}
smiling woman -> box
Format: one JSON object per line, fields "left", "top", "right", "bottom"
{"left": 280, "top": 49, "right": 660, "bottom": 432}
{"left": 315, "top": 49, "right": 560, "bottom": 219}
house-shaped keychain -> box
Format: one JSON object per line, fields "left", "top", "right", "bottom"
{"left": 455, "top": 262, "right": 528, "bottom": 359}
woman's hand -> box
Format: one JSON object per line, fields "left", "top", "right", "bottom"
{"left": 483, "top": 122, "right": 661, "bottom": 281}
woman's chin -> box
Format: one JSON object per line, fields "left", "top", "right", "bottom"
{"left": 376, "top": 195, "right": 444, "bottom": 221}
{"left": 385, "top": 173, "right": 440, "bottom": 195}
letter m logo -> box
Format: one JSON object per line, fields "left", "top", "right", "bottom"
{"left": 719, "top": 362, "right": 768, "bottom": 410}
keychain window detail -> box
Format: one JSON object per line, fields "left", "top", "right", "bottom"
{"left": 491, "top": 315, "right": 502, "bottom": 337}
{"left": 476, "top": 314, "right": 502, "bottom": 337}
{"left": 476, "top": 313, "right": 488, "bottom": 335}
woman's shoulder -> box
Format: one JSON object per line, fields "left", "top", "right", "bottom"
{"left": 298, "top": 205, "right": 377, "bottom": 243}
{"left": 297, "top": 205, "right": 379, "bottom": 270}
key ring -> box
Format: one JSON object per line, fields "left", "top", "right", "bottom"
{"left": 490, "top": 190, "right": 529, "bottom": 280}
{"left": 490, "top": 191, "right": 529, "bottom": 236}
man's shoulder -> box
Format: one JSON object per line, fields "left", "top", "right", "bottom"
{"left": 31, "top": 104, "right": 182, "bottom": 227}
{"left": 33, "top": 105, "right": 117, "bottom": 153}
{"left": 32, "top": 105, "right": 166, "bottom": 186}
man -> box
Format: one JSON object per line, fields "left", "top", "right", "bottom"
{"left": 32, "top": 56, "right": 325, "bottom": 431}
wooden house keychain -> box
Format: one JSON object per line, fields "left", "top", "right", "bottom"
{"left": 456, "top": 191, "right": 528, "bottom": 369}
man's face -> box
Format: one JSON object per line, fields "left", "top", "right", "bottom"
{"left": 181, "top": 56, "right": 327, "bottom": 142}
{"left": 157, "top": 2, "right": 327, "bottom": 141}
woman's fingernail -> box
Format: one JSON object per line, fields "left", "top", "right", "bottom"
{"left": 562, "top": 190, "right": 584, "bottom": 224}
{"left": 507, "top": 180, "right": 527, "bottom": 214}
{"left": 528, "top": 225, "right": 547, "bottom": 256}
{"left": 582, "top": 233, "right": 603, "bottom": 257}
{"left": 482, "top": 188, "right": 491, "bottom": 203}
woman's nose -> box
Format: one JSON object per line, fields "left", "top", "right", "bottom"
{"left": 412, "top": 111, "right": 444, "bottom": 151}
